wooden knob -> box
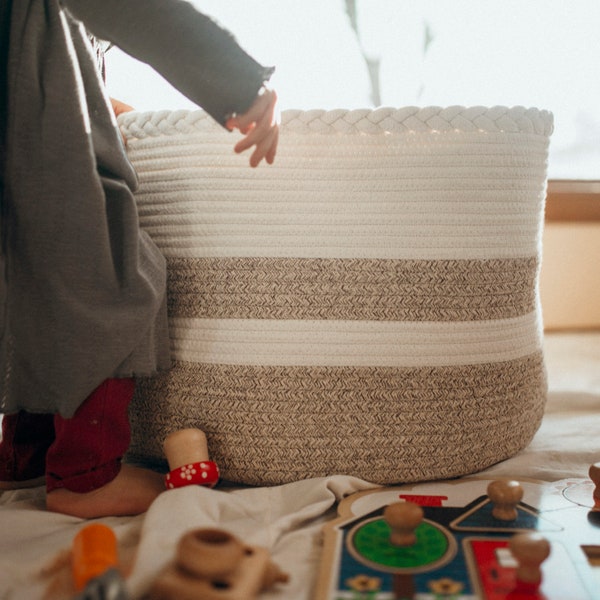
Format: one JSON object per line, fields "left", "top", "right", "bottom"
{"left": 176, "top": 528, "right": 244, "bottom": 579}
{"left": 383, "top": 501, "right": 424, "bottom": 547}
{"left": 509, "top": 532, "right": 550, "bottom": 586}
{"left": 163, "top": 428, "right": 209, "bottom": 471}
{"left": 487, "top": 479, "right": 523, "bottom": 521}
{"left": 589, "top": 462, "right": 600, "bottom": 511}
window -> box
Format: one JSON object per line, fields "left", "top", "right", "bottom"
{"left": 105, "top": 0, "right": 600, "bottom": 181}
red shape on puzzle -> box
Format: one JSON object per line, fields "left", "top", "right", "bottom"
{"left": 398, "top": 494, "right": 448, "bottom": 507}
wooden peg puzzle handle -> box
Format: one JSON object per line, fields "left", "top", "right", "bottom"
{"left": 589, "top": 462, "right": 600, "bottom": 511}
{"left": 509, "top": 532, "right": 550, "bottom": 587}
{"left": 384, "top": 501, "right": 424, "bottom": 547}
{"left": 163, "top": 428, "right": 210, "bottom": 470}
{"left": 487, "top": 479, "right": 523, "bottom": 521}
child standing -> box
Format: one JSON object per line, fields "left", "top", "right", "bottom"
{"left": 0, "top": 0, "right": 279, "bottom": 518}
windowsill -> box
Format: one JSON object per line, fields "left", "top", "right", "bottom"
{"left": 541, "top": 180, "right": 600, "bottom": 331}
{"left": 546, "top": 180, "right": 600, "bottom": 222}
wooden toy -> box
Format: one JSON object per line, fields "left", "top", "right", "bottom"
{"left": 148, "top": 527, "right": 289, "bottom": 600}
{"left": 384, "top": 501, "right": 424, "bottom": 547}
{"left": 589, "top": 463, "right": 600, "bottom": 511}
{"left": 487, "top": 479, "right": 523, "bottom": 521}
{"left": 163, "top": 428, "right": 219, "bottom": 489}
{"left": 315, "top": 475, "right": 600, "bottom": 599}
{"left": 509, "top": 532, "right": 551, "bottom": 589}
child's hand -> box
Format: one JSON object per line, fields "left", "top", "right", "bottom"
{"left": 226, "top": 87, "right": 279, "bottom": 168}
{"left": 110, "top": 98, "right": 134, "bottom": 117}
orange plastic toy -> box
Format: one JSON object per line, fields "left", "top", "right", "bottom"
{"left": 72, "top": 523, "right": 119, "bottom": 591}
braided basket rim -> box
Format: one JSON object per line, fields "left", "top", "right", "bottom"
{"left": 118, "top": 105, "right": 554, "bottom": 140}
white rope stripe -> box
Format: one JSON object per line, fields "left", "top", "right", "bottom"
{"left": 135, "top": 176, "right": 546, "bottom": 195}
{"left": 134, "top": 166, "right": 548, "bottom": 186}
{"left": 135, "top": 189, "right": 541, "bottom": 213}
{"left": 124, "top": 107, "right": 549, "bottom": 260}
{"left": 138, "top": 211, "right": 544, "bottom": 260}
{"left": 140, "top": 212, "right": 538, "bottom": 228}
{"left": 168, "top": 312, "right": 542, "bottom": 367}
{"left": 126, "top": 130, "right": 551, "bottom": 155}
{"left": 124, "top": 112, "right": 549, "bottom": 260}
{"left": 119, "top": 106, "right": 553, "bottom": 138}
{"left": 137, "top": 232, "right": 545, "bottom": 260}
{"left": 126, "top": 131, "right": 550, "bottom": 174}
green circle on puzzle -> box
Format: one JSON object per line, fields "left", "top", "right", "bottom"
{"left": 353, "top": 519, "right": 449, "bottom": 569}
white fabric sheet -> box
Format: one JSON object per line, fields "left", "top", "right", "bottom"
{"left": 1, "top": 331, "right": 598, "bottom": 599}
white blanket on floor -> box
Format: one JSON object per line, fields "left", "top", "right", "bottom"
{"left": 1, "top": 332, "right": 598, "bottom": 599}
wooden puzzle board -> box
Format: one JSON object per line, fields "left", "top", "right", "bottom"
{"left": 316, "top": 477, "right": 600, "bottom": 599}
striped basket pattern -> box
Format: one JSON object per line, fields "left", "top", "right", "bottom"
{"left": 120, "top": 106, "right": 553, "bottom": 486}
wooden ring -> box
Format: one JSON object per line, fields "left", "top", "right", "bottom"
{"left": 176, "top": 528, "right": 244, "bottom": 579}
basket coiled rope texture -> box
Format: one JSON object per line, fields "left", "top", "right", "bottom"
{"left": 122, "top": 106, "right": 553, "bottom": 486}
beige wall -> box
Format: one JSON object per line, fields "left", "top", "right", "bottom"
{"left": 540, "top": 222, "right": 600, "bottom": 330}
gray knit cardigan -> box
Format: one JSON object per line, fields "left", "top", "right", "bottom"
{"left": 0, "top": 0, "right": 272, "bottom": 416}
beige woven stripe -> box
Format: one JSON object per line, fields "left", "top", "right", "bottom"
{"left": 129, "top": 352, "right": 546, "bottom": 486}
{"left": 167, "top": 256, "right": 538, "bottom": 322}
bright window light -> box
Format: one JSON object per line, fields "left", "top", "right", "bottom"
{"left": 105, "top": 0, "right": 600, "bottom": 180}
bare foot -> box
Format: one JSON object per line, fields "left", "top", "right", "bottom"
{"left": 46, "top": 464, "right": 165, "bottom": 518}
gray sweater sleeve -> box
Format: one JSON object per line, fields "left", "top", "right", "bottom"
{"left": 61, "top": 0, "right": 274, "bottom": 126}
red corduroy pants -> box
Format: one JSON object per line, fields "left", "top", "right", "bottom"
{"left": 0, "top": 378, "right": 133, "bottom": 492}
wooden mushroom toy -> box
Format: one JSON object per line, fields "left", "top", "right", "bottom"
{"left": 148, "top": 528, "right": 289, "bottom": 600}
{"left": 163, "top": 428, "right": 219, "bottom": 490}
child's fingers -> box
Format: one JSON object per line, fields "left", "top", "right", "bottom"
{"left": 233, "top": 100, "right": 277, "bottom": 152}
{"left": 230, "top": 88, "right": 279, "bottom": 166}
{"left": 235, "top": 123, "right": 278, "bottom": 167}
{"left": 235, "top": 88, "right": 277, "bottom": 133}
{"left": 265, "top": 126, "right": 279, "bottom": 164}
{"left": 248, "top": 126, "right": 279, "bottom": 168}
{"left": 233, "top": 117, "right": 274, "bottom": 155}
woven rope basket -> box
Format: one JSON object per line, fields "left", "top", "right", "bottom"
{"left": 120, "top": 106, "right": 553, "bottom": 486}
